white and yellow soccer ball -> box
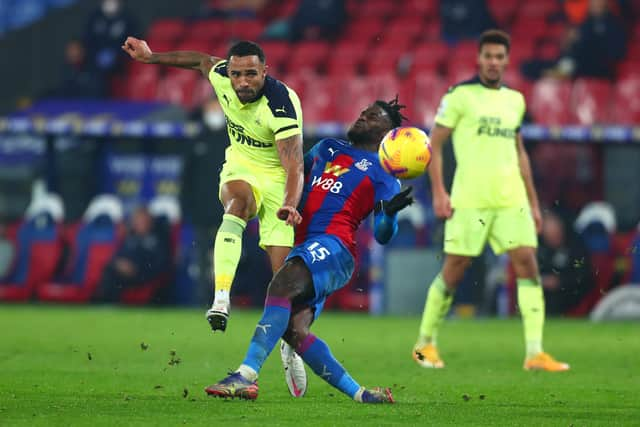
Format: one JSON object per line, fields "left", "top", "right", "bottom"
{"left": 378, "top": 126, "right": 432, "bottom": 179}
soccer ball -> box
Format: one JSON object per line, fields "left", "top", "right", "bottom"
{"left": 378, "top": 126, "right": 431, "bottom": 179}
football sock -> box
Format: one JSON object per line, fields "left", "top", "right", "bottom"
{"left": 517, "top": 277, "right": 545, "bottom": 357}
{"left": 241, "top": 296, "right": 291, "bottom": 373}
{"left": 296, "top": 334, "right": 361, "bottom": 399}
{"left": 213, "top": 214, "right": 246, "bottom": 305}
{"left": 236, "top": 364, "right": 258, "bottom": 382}
{"left": 417, "top": 274, "right": 453, "bottom": 346}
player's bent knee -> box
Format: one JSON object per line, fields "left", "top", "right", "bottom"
{"left": 267, "top": 258, "right": 310, "bottom": 299}
{"left": 224, "top": 198, "right": 254, "bottom": 221}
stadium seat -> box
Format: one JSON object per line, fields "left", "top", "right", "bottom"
{"left": 411, "top": 74, "right": 448, "bottom": 127}
{"left": 37, "top": 195, "right": 123, "bottom": 303}
{"left": 395, "top": 0, "right": 437, "bottom": 18}
{"left": 358, "top": 0, "right": 397, "bottom": 18}
{"left": 261, "top": 41, "right": 291, "bottom": 73}
{"left": 518, "top": 0, "right": 560, "bottom": 19}
{"left": 289, "top": 41, "right": 331, "bottom": 74}
{"left": 445, "top": 57, "right": 477, "bottom": 86}
{"left": 156, "top": 71, "right": 199, "bottom": 108}
{"left": 610, "top": 75, "right": 640, "bottom": 124}
{"left": 227, "top": 19, "right": 264, "bottom": 41}
{"left": 363, "top": 48, "right": 402, "bottom": 76}
{"left": 119, "top": 196, "right": 180, "bottom": 305}
{"left": 335, "top": 76, "right": 401, "bottom": 124}
{"left": 341, "top": 18, "right": 384, "bottom": 43}
{"left": 182, "top": 19, "right": 227, "bottom": 43}
{"left": 125, "top": 68, "right": 160, "bottom": 102}
{"left": 6, "top": 0, "right": 47, "bottom": 30}
{"left": 299, "top": 77, "right": 339, "bottom": 124}
{"left": 571, "top": 78, "right": 612, "bottom": 125}
{"left": 511, "top": 17, "right": 549, "bottom": 41}
{"left": 486, "top": 0, "right": 519, "bottom": 27}
{"left": 0, "top": 211, "right": 63, "bottom": 302}
{"left": 412, "top": 41, "right": 448, "bottom": 73}
{"left": 146, "top": 19, "right": 187, "bottom": 43}
{"left": 326, "top": 40, "right": 369, "bottom": 75}
{"left": 528, "top": 78, "right": 572, "bottom": 125}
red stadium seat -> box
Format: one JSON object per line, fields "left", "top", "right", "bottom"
{"left": 183, "top": 19, "right": 228, "bottom": 43}
{"left": 359, "top": 0, "right": 397, "bottom": 18}
{"left": 289, "top": 41, "right": 331, "bottom": 74}
{"left": 261, "top": 41, "right": 291, "bottom": 72}
{"left": 616, "top": 59, "right": 640, "bottom": 79}
{"left": 518, "top": 0, "right": 560, "bottom": 19}
{"left": 227, "top": 19, "right": 264, "bottom": 41}
{"left": 125, "top": 69, "right": 160, "bottom": 101}
{"left": 529, "top": 78, "right": 572, "bottom": 125}
{"left": 336, "top": 76, "right": 403, "bottom": 124}
{"left": 326, "top": 40, "right": 369, "bottom": 75}
{"left": 445, "top": 58, "right": 477, "bottom": 87}
{"left": 364, "top": 48, "right": 402, "bottom": 76}
{"left": 341, "top": 18, "right": 384, "bottom": 43}
{"left": 511, "top": 17, "right": 549, "bottom": 41}
{"left": 299, "top": 77, "right": 339, "bottom": 124}
{"left": 411, "top": 74, "right": 448, "bottom": 127}
{"left": 413, "top": 41, "right": 448, "bottom": 70}
{"left": 396, "top": 0, "right": 437, "bottom": 18}
{"left": 571, "top": 78, "right": 612, "bottom": 125}
{"left": 0, "top": 214, "right": 63, "bottom": 302}
{"left": 146, "top": 19, "right": 186, "bottom": 43}
{"left": 486, "top": 0, "right": 519, "bottom": 26}
{"left": 610, "top": 75, "right": 640, "bottom": 124}
{"left": 156, "top": 72, "right": 199, "bottom": 108}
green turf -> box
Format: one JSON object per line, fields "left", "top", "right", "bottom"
{"left": 0, "top": 306, "right": 638, "bottom": 426}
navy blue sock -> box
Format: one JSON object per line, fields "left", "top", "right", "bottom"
{"left": 297, "top": 334, "right": 361, "bottom": 398}
{"left": 241, "top": 296, "right": 291, "bottom": 373}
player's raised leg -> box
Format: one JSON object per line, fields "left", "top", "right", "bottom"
{"left": 206, "top": 180, "right": 255, "bottom": 332}
{"left": 413, "top": 254, "right": 471, "bottom": 368}
{"left": 510, "top": 246, "right": 570, "bottom": 372}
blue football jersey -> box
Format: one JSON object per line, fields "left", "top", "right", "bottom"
{"left": 295, "top": 138, "right": 400, "bottom": 254}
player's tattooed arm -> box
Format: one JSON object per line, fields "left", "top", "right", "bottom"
{"left": 517, "top": 132, "right": 542, "bottom": 232}
{"left": 122, "top": 36, "right": 221, "bottom": 76}
{"left": 276, "top": 134, "right": 304, "bottom": 226}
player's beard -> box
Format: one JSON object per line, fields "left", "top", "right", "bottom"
{"left": 347, "top": 127, "right": 368, "bottom": 145}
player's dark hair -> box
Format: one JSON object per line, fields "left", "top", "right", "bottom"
{"left": 478, "top": 29, "right": 511, "bottom": 53}
{"left": 227, "top": 40, "right": 265, "bottom": 63}
{"left": 375, "top": 95, "right": 407, "bottom": 128}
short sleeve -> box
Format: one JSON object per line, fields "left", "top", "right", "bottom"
{"left": 265, "top": 80, "right": 303, "bottom": 141}
{"left": 434, "top": 88, "right": 463, "bottom": 129}
{"left": 208, "top": 59, "right": 228, "bottom": 91}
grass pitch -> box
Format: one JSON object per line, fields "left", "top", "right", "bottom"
{"left": 0, "top": 305, "right": 638, "bottom": 426}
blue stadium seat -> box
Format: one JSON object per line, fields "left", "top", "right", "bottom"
{"left": 47, "top": 0, "right": 76, "bottom": 7}
{"left": 6, "top": 0, "right": 47, "bottom": 30}
{"left": 0, "top": 212, "right": 63, "bottom": 301}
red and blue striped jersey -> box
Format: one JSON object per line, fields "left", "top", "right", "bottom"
{"left": 296, "top": 138, "right": 400, "bottom": 255}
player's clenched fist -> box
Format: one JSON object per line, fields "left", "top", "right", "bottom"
{"left": 122, "top": 36, "right": 153, "bottom": 63}
{"left": 277, "top": 206, "right": 302, "bottom": 226}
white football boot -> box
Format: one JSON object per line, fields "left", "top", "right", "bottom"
{"left": 280, "top": 340, "right": 307, "bottom": 397}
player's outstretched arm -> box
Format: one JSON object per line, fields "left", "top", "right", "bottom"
{"left": 121, "top": 36, "right": 222, "bottom": 77}
{"left": 428, "top": 124, "right": 454, "bottom": 219}
{"left": 516, "top": 132, "right": 542, "bottom": 233}
{"left": 276, "top": 134, "right": 304, "bottom": 226}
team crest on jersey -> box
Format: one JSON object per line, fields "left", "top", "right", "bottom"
{"left": 354, "top": 158, "right": 372, "bottom": 172}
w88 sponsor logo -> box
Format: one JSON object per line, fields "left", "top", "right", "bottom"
{"left": 311, "top": 175, "right": 343, "bottom": 193}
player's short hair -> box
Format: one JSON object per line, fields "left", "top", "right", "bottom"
{"left": 227, "top": 40, "right": 265, "bottom": 63}
{"left": 478, "top": 29, "right": 511, "bottom": 53}
{"left": 375, "top": 95, "right": 407, "bottom": 128}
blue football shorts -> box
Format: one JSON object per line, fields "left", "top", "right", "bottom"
{"left": 285, "top": 234, "right": 355, "bottom": 320}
